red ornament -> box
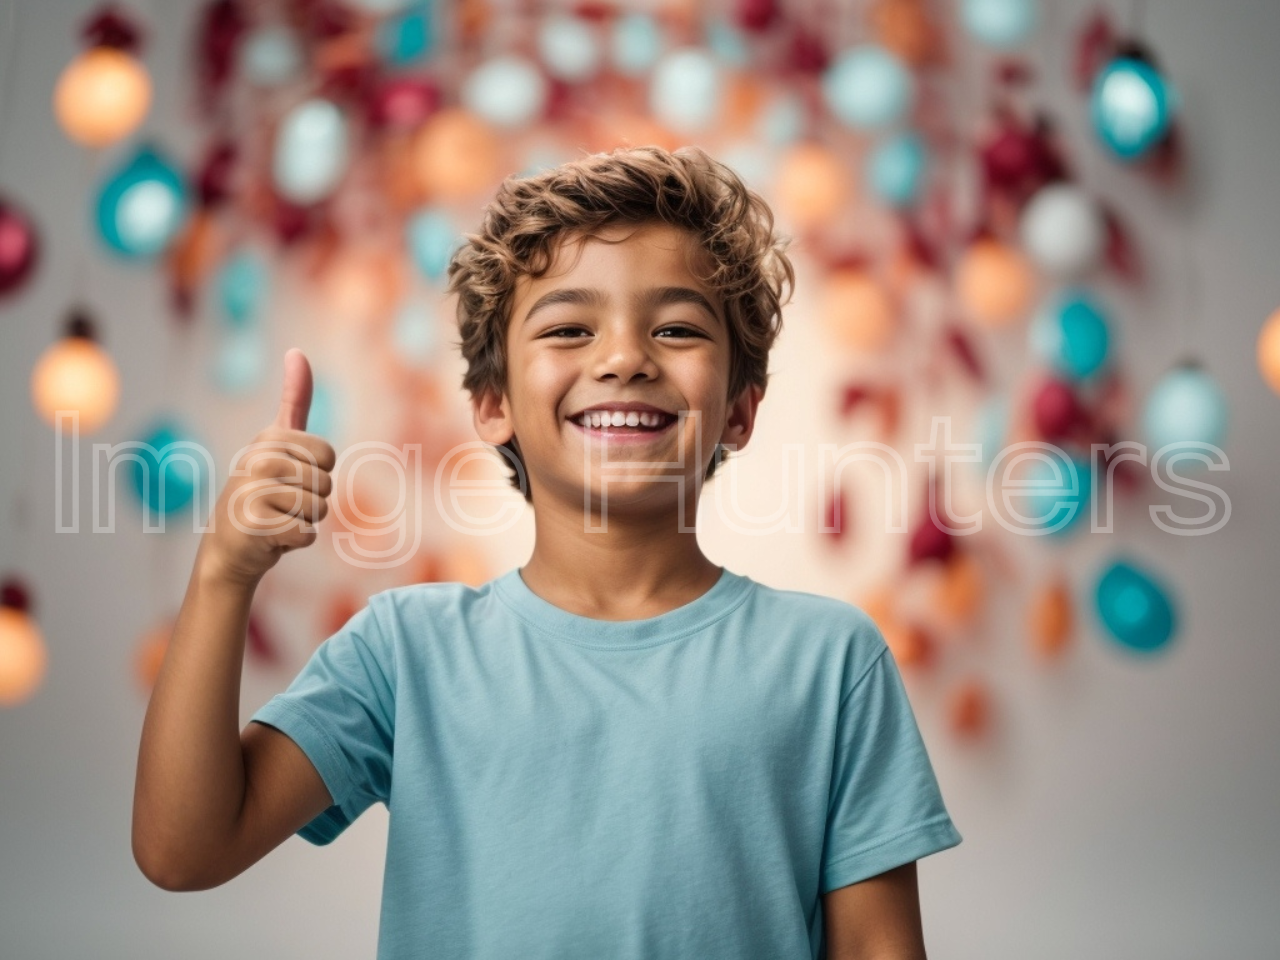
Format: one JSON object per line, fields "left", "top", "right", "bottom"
{"left": 838, "top": 382, "right": 875, "bottom": 419}
{"left": 195, "top": 0, "right": 247, "bottom": 112}
{"left": 1032, "top": 379, "right": 1088, "bottom": 441}
{"left": 1, "top": 576, "right": 32, "bottom": 613}
{"left": 979, "top": 109, "right": 1068, "bottom": 207}
{"left": 943, "top": 324, "right": 984, "bottom": 382}
{"left": 369, "top": 77, "right": 442, "bottom": 131}
{"left": 245, "top": 609, "right": 283, "bottom": 666}
{"left": 825, "top": 487, "right": 850, "bottom": 541}
{"left": 788, "top": 29, "right": 829, "bottom": 74}
{"left": 948, "top": 678, "right": 991, "bottom": 737}
{"left": 1101, "top": 203, "right": 1142, "bottom": 283}
{"left": 196, "top": 140, "right": 237, "bottom": 208}
{"left": 1073, "top": 9, "right": 1116, "bottom": 92}
{"left": 0, "top": 198, "right": 39, "bottom": 297}
{"left": 908, "top": 479, "right": 955, "bottom": 565}
{"left": 81, "top": 4, "right": 144, "bottom": 52}
{"left": 736, "top": 0, "right": 780, "bottom": 33}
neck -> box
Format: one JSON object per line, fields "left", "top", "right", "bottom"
{"left": 519, "top": 483, "right": 722, "bottom": 621}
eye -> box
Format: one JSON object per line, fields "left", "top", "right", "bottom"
{"left": 541, "top": 326, "right": 591, "bottom": 339}
{"left": 655, "top": 325, "right": 708, "bottom": 339}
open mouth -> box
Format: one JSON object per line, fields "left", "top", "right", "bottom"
{"left": 568, "top": 409, "right": 679, "bottom": 439}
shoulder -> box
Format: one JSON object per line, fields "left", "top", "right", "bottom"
{"left": 738, "top": 576, "right": 890, "bottom": 689}
{"left": 368, "top": 577, "right": 499, "bottom": 631}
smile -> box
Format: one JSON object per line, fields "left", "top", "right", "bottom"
{"left": 568, "top": 409, "right": 678, "bottom": 443}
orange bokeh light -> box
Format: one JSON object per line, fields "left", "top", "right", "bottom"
{"left": 955, "top": 238, "right": 1037, "bottom": 328}
{"left": 412, "top": 108, "right": 502, "bottom": 200}
{"left": 775, "top": 141, "right": 850, "bottom": 230}
{"left": 823, "top": 269, "right": 896, "bottom": 351}
{"left": 53, "top": 46, "right": 152, "bottom": 148}
{"left": 1257, "top": 307, "right": 1280, "bottom": 395}
{"left": 0, "top": 607, "right": 47, "bottom": 707}
{"left": 31, "top": 335, "right": 121, "bottom": 434}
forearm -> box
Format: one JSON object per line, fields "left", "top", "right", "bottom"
{"left": 132, "top": 543, "right": 256, "bottom": 887}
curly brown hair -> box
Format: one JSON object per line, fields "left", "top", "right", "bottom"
{"left": 445, "top": 144, "right": 795, "bottom": 502}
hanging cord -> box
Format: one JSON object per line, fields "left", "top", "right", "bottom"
{"left": 1130, "top": 0, "right": 1148, "bottom": 37}
{"left": 0, "top": 0, "right": 37, "bottom": 574}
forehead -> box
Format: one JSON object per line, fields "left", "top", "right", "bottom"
{"left": 513, "top": 221, "right": 715, "bottom": 302}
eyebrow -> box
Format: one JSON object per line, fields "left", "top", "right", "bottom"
{"left": 522, "top": 286, "right": 721, "bottom": 326}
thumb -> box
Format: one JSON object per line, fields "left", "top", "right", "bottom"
{"left": 275, "top": 348, "right": 314, "bottom": 431}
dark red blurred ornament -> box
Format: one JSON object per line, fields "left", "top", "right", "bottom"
{"left": 993, "top": 58, "right": 1035, "bottom": 86}
{"left": 825, "top": 487, "right": 850, "bottom": 541}
{"left": 0, "top": 197, "right": 39, "bottom": 298}
{"left": 544, "top": 77, "right": 576, "bottom": 123}
{"left": 270, "top": 195, "right": 321, "bottom": 245}
{"left": 245, "top": 609, "right": 283, "bottom": 666}
{"left": 901, "top": 216, "right": 940, "bottom": 271}
{"left": 788, "top": 29, "right": 829, "bottom": 74}
{"left": 292, "top": 0, "right": 356, "bottom": 41}
{"left": 369, "top": 76, "right": 441, "bottom": 131}
{"left": 82, "top": 4, "right": 144, "bottom": 52}
{"left": 571, "top": 2, "right": 613, "bottom": 23}
{"left": 908, "top": 479, "right": 955, "bottom": 565}
{"left": 979, "top": 108, "right": 1068, "bottom": 207}
{"left": 1032, "top": 379, "right": 1089, "bottom": 441}
{"left": 196, "top": 140, "right": 237, "bottom": 208}
{"left": 0, "top": 576, "right": 32, "bottom": 613}
{"left": 1073, "top": 8, "right": 1116, "bottom": 92}
{"left": 838, "top": 383, "right": 874, "bottom": 419}
{"left": 1100, "top": 203, "right": 1142, "bottom": 283}
{"left": 736, "top": 0, "right": 780, "bottom": 33}
{"left": 943, "top": 324, "right": 984, "bottom": 382}
{"left": 1140, "top": 120, "right": 1185, "bottom": 187}
{"left": 196, "top": 0, "right": 246, "bottom": 113}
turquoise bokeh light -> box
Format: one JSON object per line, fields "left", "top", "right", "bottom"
{"left": 95, "top": 145, "right": 188, "bottom": 260}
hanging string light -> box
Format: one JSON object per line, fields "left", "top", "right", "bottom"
{"left": 53, "top": 5, "right": 152, "bottom": 148}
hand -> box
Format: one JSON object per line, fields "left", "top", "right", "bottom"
{"left": 198, "top": 349, "right": 336, "bottom": 587}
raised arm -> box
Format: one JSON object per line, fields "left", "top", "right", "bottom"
{"left": 132, "top": 350, "right": 336, "bottom": 891}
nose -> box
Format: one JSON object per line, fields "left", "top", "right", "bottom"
{"left": 592, "top": 322, "right": 659, "bottom": 383}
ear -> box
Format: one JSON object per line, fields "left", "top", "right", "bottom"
{"left": 719, "top": 382, "right": 764, "bottom": 453}
{"left": 473, "top": 387, "right": 515, "bottom": 445}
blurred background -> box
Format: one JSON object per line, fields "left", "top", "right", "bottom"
{"left": 2, "top": 0, "right": 1279, "bottom": 956}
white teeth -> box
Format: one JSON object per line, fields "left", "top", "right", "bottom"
{"left": 576, "top": 409, "right": 670, "bottom": 429}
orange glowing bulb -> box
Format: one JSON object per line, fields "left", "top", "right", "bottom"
{"left": 412, "top": 108, "right": 502, "bottom": 199}
{"left": 1029, "top": 578, "right": 1073, "bottom": 658}
{"left": 955, "top": 238, "right": 1036, "bottom": 328}
{"left": 823, "top": 269, "right": 896, "bottom": 351}
{"left": 31, "top": 328, "right": 121, "bottom": 434}
{"left": 324, "top": 251, "right": 405, "bottom": 323}
{"left": 0, "top": 607, "right": 47, "bottom": 707}
{"left": 934, "top": 551, "right": 984, "bottom": 629}
{"left": 948, "top": 678, "right": 991, "bottom": 737}
{"left": 54, "top": 46, "right": 152, "bottom": 147}
{"left": 775, "top": 141, "right": 849, "bottom": 230}
{"left": 134, "top": 618, "right": 173, "bottom": 692}
{"left": 1257, "top": 307, "right": 1280, "bottom": 396}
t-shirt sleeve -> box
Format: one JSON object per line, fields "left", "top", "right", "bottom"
{"left": 249, "top": 597, "right": 396, "bottom": 846}
{"left": 820, "top": 626, "right": 962, "bottom": 893}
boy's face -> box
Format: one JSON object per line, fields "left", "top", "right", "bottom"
{"left": 474, "top": 221, "right": 762, "bottom": 512}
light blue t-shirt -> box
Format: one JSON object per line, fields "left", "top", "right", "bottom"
{"left": 250, "top": 566, "right": 961, "bottom": 959}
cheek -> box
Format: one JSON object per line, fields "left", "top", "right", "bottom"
{"left": 517, "top": 351, "right": 578, "bottom": 419}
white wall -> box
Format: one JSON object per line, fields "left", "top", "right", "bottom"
{"left": 1, "top": 1, "right": 1278, "bottom": 957}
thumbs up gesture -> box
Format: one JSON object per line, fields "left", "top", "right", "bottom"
{"left": 197, "top": 349, "right": 337, "bottom": 588}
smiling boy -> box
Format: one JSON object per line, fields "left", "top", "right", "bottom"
{"left": 133, "top": 146, "right": 960, "bottom": 959}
